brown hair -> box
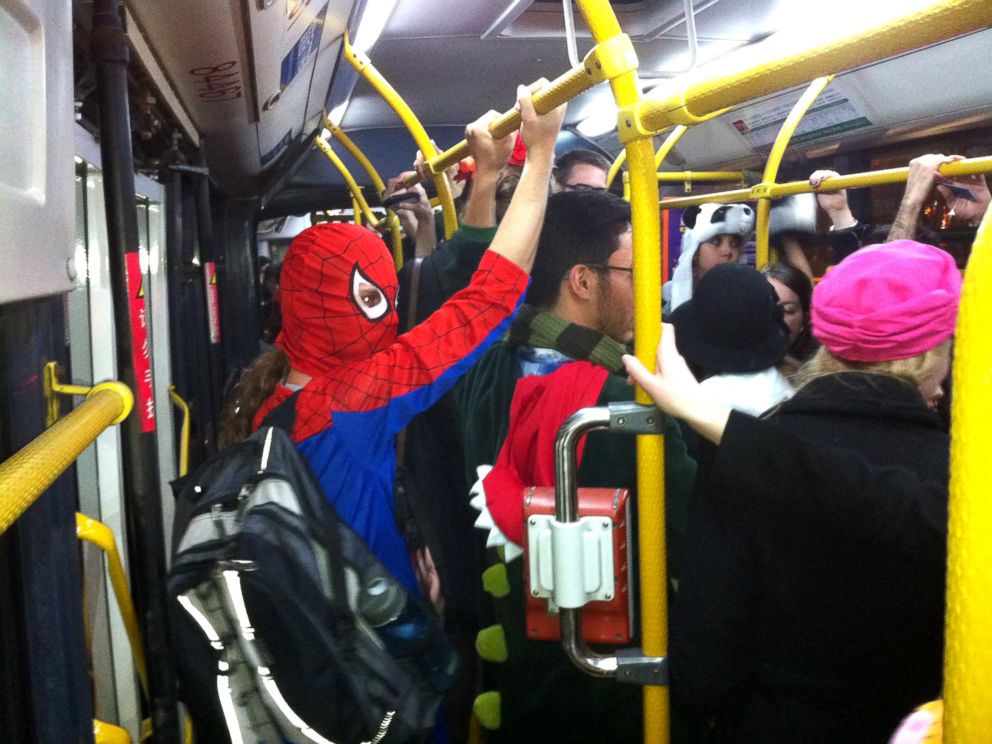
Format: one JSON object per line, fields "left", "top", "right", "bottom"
{"left": 217, "top": 347, "right": 291, "bottom": 448}
{"left": 795, "top": 340, "right": 951, "bottom": 392}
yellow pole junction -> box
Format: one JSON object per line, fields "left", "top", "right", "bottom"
{"left": 944, "top": 210, "right": 992, "bottom": 742}
{"left": 343, "top": 34, "right": 459, "bottom": 239}
{"left": 403, "top": 32, "right": 639, "bottom": 192}
{"left": 621, "top": 0, "right": 990, "bottom": 138}
{"left": 0, "top": 376, "right": 133, "bottom": 534}
{"left": 754, "top": 75, "right": 832, "bottom": 268}
{"left": 313, "top": 135, "right": 381, "bottom": 228}
{"left": 575, "top": 2, "right": 668, "bottom": 742}
{"left": 324, "top": 120, "right": 405, "bottom": 267}
{"left": 654, "top": 156, "right": 992, "bottom": 211}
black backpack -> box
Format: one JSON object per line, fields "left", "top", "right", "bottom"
{"left": 168, "top": 426, "right": 456, "bottom": 743}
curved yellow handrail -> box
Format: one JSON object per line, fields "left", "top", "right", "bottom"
{"left": 944, "top": 210, "right": 992, "bottom": 742}
{"left": 313, "top": 136, "right": 381, "bottom": 228}
{"left": 77, "top": 513, "right": 149, "bottom": 698}
{"left": 343, "top": 34, "right": 459, "bottom": 239}
{"left": 577, "top": 2, "right": 669, "bottom": 741}
{"left": 325, "top": 120, "right": 405, "bottom": 266}
{"left": 167, "top": 385, "right": 190, "bottom": 479}
{"left": 655, "top": 156, "right": 992, "bottom": 211}
{"left": 754, "top": 75, "right": 832, "bottom": 268}
{"left": 627, "top": 0, "right": 989, "bottom": 136}
{"left": 654, "top": 126, "right": 687, "bottom": 170}
{"left": 0, "top": 383, "right": 133, "bottom": 534}
{"left": 607, "top": 150, "right": 627, "bottom": 188}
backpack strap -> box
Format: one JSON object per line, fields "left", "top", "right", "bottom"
{"left": 259, "top": 389, "right": 302, "bottom": 435}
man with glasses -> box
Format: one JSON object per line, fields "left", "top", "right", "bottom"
{"left": 553, "top": 147, "right": 611, "bottom": 192}
{"left": 454, "top": 189, "right": 695, "bottom": 743}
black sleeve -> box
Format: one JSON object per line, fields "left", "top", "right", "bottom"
{"left": 709, "top": 411, "right": 948, "bottom": 566}
{"left": 828, "top": 221, "right": 873, "bottom": 263}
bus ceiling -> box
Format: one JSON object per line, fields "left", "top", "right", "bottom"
{"left": 95, "top": 2, "right": 992, "bottom": 203}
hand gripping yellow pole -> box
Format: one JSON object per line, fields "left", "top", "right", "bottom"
{"left": 622, "top": 0, "right": 990, "bottom": 137}
{"left": 944, "top": 211, "right": 992, "bottom": 742}
{"left": 576, "top": 2, "right": 668, "bottom": 742}
{"left": 401, "top": 33, "right": 637, "bottom": 200}
{"left": 655, "top": 156, "right": 992, "bottom": 211}
{"left": 343, "top": 34, "right": 459, "bottom": 239}
{"left": 753, "top": 75, "right": 832, "bottom": 268}
{"left": 0, "top": 380, "right": 132, "bottom": 534}
{"left": 325, "top": 120, "right": 405, "bottom": 266}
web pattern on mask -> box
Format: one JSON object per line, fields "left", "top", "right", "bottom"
{"left": 271, "top": 253, "right": 528, "bottom": 443}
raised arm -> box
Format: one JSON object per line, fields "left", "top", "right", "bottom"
{"left": 460, "top": 111, "right": 515, "bottom": 228}
{"left": 486, "top": 82, "right": 565, "bottom": 272}
{"left": 810, "top": 169, "right": 858, "bottom": 230}
{"left": 887, "top": 154, "right": 956, "bottom": 241}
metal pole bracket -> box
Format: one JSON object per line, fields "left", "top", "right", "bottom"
{"left": 616, "top": 648, "right": 669, "bottom": 686}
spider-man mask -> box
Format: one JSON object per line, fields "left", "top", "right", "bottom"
{"left": 276, "top": 222, "right": 398, "bottom": 375}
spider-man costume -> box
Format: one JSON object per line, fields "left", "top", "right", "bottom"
{"left": 254, "top": 223, "right": 528, "bottom": 592}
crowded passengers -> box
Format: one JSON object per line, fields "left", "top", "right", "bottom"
{"left": 227, "top": 124, "right": 989, "bottom": 744}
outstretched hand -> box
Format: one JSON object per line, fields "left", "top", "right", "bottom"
{"left": 934, "top": 158, "right": 991, "bottom": 226}
{"left": 810, "top": 169, "right": 856, "bottom": 229}
{"left": 623, "top": 325, "right": 732, "bottom": 444}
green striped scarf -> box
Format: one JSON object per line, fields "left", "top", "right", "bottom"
{"left": 504, "top": 304, "right": 627, "bottom": 374}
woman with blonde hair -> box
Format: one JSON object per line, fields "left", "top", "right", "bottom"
{"left": 625, "top": 240, "right": 961, "bottom": 744}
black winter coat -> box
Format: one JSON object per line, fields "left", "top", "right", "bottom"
{"left": 672, "top": 372, "right": 948, "bottom": 744}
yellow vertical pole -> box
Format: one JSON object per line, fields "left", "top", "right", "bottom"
{"left": 313, "top": 136, "right": 381, "bottom": 228}
{"left": 343, "top": 35, "right": 458, "bottom": 239}
{"left": 352, "top": 195, "right": 363, "bottom": 226}
{"left": 754, "top": 75, "right": 832, "bottom": 268}
{"left": 944, "top": 213, "right": 992, "bottom": 742}
{"left": 576, "top": 2, "right": 668, "bottom": 742}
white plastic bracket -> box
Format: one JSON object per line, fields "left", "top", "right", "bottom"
{"left": 526, "top": 514, "right": 616, "bottom": 608}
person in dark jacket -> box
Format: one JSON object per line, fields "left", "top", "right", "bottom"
{"left": 624, "top": 240, "right": 962, "bottom": 744}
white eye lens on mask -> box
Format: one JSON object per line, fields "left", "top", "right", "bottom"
{"left": 350, "top": 264, "right": 390, "bottom": 321}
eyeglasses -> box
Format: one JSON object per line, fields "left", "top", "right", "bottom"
{"left": 585, "top": 264, "right": 633, "bottom": 274}
{"left": 562, "top": 183, "right": 607, "bottom": 193}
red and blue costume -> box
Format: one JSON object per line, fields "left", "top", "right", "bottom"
{"left": 254, "top": 223, "right": 527, "bottom": 592}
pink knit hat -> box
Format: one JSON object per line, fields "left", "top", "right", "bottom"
{"left": 811, "top": 241, "right": 962, "bottom": 363}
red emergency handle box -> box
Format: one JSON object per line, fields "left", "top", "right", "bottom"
{"left": 522, "top": 486, "right": 633, "bottom": 645}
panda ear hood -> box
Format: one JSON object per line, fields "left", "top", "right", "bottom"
{"left": 669, "top": 202, "right": 755, "bottom": 314}
{"left": 681, "top": 205, "right": 702, "bottom": 230}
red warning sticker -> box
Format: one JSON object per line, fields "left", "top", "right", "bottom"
{"left": 205, "top": 262, "right": 221, "bottom": 344}
{"left": 125, "top": 252, "right": 156, "bottom": 433}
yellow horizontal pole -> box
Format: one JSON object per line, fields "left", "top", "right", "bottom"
{"left": 756, "top": 75, "right": 832, "bottom": 268}
{"left": 656, "top": 156, "right": 992, "bottom": 211}
{"left": 77, "top": 513, "right": 149, "bottom": 699}
{"left": 406, "top": 32, "right": 639, "bottom": 189}
{"left": 944, "top": 210, "right": 992, "bottom": 743}
{"left": 313, "top": 136, "right": 381, "bottom": 228}
{"left": 168, "top": 385, "right": 190, "bottom": 479}
{"left": 0, "top": 383, "right": 132, "bottom": 535}
{"left": 344, "top": 35, "right": 459, "bottom": 238}
{"left": 656, "top": 171, "right": 745, "bottom": 182}
{"left": 627, "top": 0, "right": 989, "bottom": 136}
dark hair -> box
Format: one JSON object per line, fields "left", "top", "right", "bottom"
{"left": 762, "top": 263, "right": 818, "bottom": 361}
{"left": 527, "top": 191, "right": 631, "bottom": 308}
{"left": 494, "top": 167, "right": 521, "bottom": 224}
{"left": 217, "top": 347, "right": 291, "bottom": 448}
{"left": 554, "top": 148, "right": 611, "bottom": 187}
